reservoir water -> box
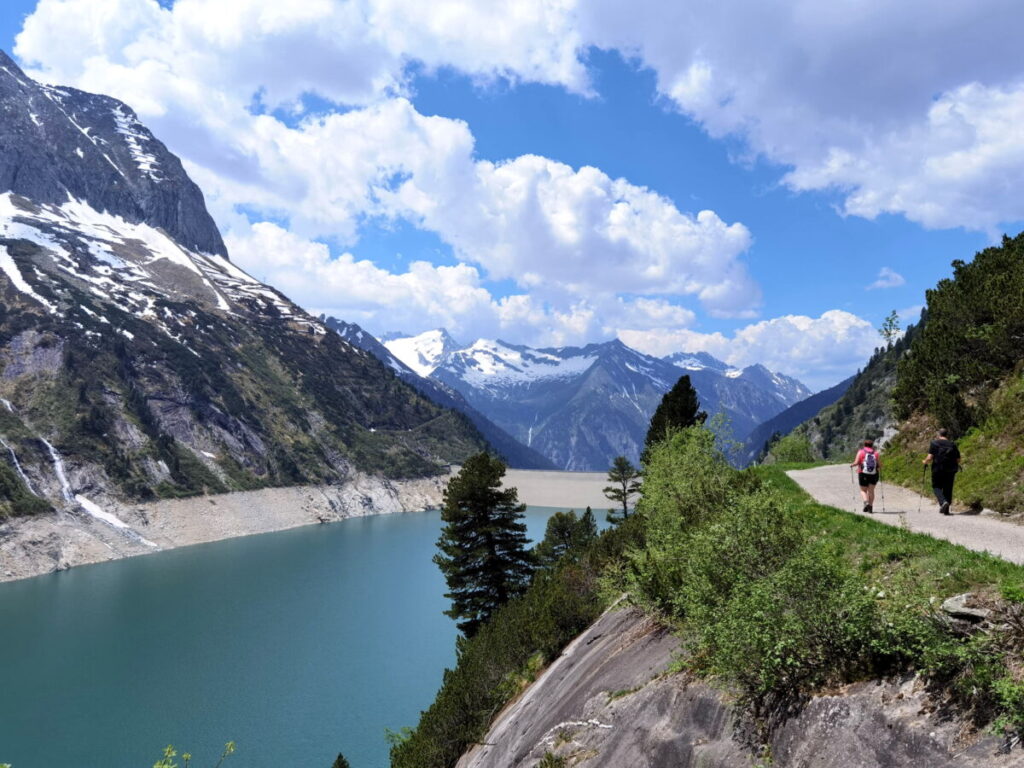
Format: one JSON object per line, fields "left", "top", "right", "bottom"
{"left": 0, "top": 505, "right": 580, "bottom": 768}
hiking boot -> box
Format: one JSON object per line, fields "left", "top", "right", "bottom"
{"left": 940, "top": 502, "right": 950, "bottom": 515}
{"left": 862, "top": 503, "right": 870, "bottom": 512}
{"left": 866, "top": 504, "right": 873, "bottom": 514}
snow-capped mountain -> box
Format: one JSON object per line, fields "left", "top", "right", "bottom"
{"left": 383, "top": 328, "right": 463, "bottom": 377}
{"left": 379, "top": 331, "right": 811, "bottom": 470}
{"left": 325, "top": 319, "right": 554, "bottom": 469}
{"left": 663, "top": 352, "right": 812, "bottom": 408}
{"left": 663, "top": 350, "right": 732, "bottom": 373}
{"left": 0, "top": 50, "right": 488, "bottom": 520}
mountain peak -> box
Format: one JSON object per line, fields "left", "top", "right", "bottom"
{"left": 663, "top": 350, "right": 731, "bottom": 372}
{"left": 383, "top": 328, "right": 464, "bottom": 377}
{"left": 0, "top": 50, "right": 226, "bottom": 257}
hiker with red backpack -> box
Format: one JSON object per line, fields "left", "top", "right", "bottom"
{"left": 850, "top": 438, "right": 881, "bottom": 513}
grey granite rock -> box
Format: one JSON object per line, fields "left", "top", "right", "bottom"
{"left": 0, "top": 49, "right": 226, "bottom": 257}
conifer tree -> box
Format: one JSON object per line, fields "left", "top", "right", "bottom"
{"left": 642, "top": 375, "right": 706, "bottom": 463}
{"left": 603, "top": 456, "right": 641, "bottom": 525}
{"left": 534, "top": 507, "right": 597, "bottom": 567}
{"left": 434, "top": 453, "right": 534, "bottom": 636}
{"left": 330, "top": 754, "right": 351, "bottom": 768}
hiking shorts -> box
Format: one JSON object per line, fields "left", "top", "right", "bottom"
{"left": 858, "top": 472, "right": 879, "bottom": 487}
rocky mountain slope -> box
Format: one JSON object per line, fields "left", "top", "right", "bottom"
{"left": 0, "top": 51, "right": 487, "bottom": 522}
{"left": 382, "top": 331, "right": 810, "bottom": 470}
{"left": 742, "top": 374, "right": 854, "bottom": 465}
{"left": 790, "top": 321, "right": 920, "bottom": 461}
{"left": 324, "top": 318, "right": 554, "bottom": 469}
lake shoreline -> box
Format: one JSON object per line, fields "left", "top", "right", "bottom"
{"left": 0, "top": 469, "right": 610, "bottom": 584}
{"left": 0, "top": 472, "right": 450, "bottom": 584}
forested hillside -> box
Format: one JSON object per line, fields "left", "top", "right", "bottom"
{"left": 788, "top": 319, "right": 922, "bottom": 461}
{"left": 883, "top": 233, "right": 1024, "bottom": 513}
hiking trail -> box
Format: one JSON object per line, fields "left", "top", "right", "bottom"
{"left": 787, "top": 465, "right": 1024, "bottom": 565}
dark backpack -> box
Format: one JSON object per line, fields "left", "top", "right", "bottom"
{"left": 862, "top": 448, "right": 878, "bottom": 475}
{"left": 932, "top": 440, "right": 958, "bottom": 472}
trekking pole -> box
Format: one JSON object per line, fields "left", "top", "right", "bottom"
{"left": 880, "top": 478, "right": 886, "bottom": 514}
{"left": 917, "top": 465, "right": 925, "bottom": 514}
{"left": 850, "top": 467, "right": 858, "bottom": 514}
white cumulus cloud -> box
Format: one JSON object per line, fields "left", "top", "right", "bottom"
{"left": 15, "top": 0, "right": 760, "bottom": 324}
{"left": 867, "top": 267, "right": 906, "bottom": 290}
{"left": 619, "top": 310, "right": 880, "bottom": 391}
{"left": 580, "top": 0, "right": 1024, "bottom": 232}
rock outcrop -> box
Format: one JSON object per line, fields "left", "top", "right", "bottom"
{"left": 459, "top": 607, "right": 1024, "bottom": 768}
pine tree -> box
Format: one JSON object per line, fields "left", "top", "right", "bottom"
{"left": 603, "top": 456, "right": 641, "bottom": 525}
{"left": 642, "top": 375, "right": 706, "bottom": 463}
{"left": 330, "top": 754, "right": 351, "bottom": 768}
{"left": 434, "top": 453, "right": 535, "bottom": 636}
{"left": 534, "top": 507, "right": 598, "bottom": 567}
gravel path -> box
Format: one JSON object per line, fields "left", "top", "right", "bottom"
{"left": 788, "top": 465, "right": 1024, "bottom": 565}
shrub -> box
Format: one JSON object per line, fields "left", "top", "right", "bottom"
{"left": 768, "top": 433, "right": 815, "bottom": 464}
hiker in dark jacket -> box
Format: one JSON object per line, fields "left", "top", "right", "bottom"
{"left": 924, "top": 428, "right": 961, "bottom": 515}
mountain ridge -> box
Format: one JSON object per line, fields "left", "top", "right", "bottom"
{"left": 0, "top": 52, "right": 489, "bottom": 522}
{"left": 380, "top": 329, "right": 811, "bottom": 470}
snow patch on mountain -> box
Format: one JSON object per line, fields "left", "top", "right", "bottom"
{"left": 111, "top": 105, "right": 163, "bottom": 182}
{"left": 0, "top": 192, "right": 326, "bottom": 336}
{"left": 451, "top": 339, "right": 598, "bottom": 389}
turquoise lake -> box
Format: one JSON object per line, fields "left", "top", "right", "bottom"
{"left": 0, "top": 505, "right": 579, "bottom": 768}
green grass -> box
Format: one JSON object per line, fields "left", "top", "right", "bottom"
{"left": 760, "top": 465, "right": 1023, "bottom": 595}
{"left": 883, "top": 372, "right": 1024, "bottom": 515}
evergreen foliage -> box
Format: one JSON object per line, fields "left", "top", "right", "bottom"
{"left": 533, "top": 508, "right": 597, "bottom": 567}
{"left": 642, "top": 375, "right": 705, "bottom": 463}
{"left": 434, "top": 453, "right": 535, "bottom": 636}
{"left": 397, "top": 426, "right": 1024, "bottom": 766}
{"left": 330, "top": 754, "right": 351, "bottom": 768}
{"left": 603, "top": 455, "right": 641, "bottom": 524}
{"left": 792, "top": 318, "right": 922, "bottom": 460}
{"left": 893, "top": 232, "right": 1024, "bottom": 436}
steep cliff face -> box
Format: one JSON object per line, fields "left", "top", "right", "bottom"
{"left": 459, "top": 607, "right": 1024, "bottom": 768}
{"left": 0, "top": 50, "right": 225, "bottom": 257}
{"left": 0, "top": 52, "right": 487, "bottom": 524}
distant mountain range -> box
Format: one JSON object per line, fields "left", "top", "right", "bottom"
{"left": 0, "top": 50, "right": 489, "bottom": 519}
{"left": 325, "top": 319, "right": 554, "bottom": 469}
{"left": 359, "top": 329, "right": 813, "bottom": 471}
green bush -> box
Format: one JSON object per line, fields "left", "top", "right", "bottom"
{"left": 768, "top": 433, "right": 815, "bottom": 464}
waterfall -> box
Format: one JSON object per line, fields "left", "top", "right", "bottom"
{"left": 0, "top": 435, "right": 37, "bottom": 495}
{"left": 74, "top": 493, "right": 157, "bottom": 548}
{"left": 9, "top": 400, "right": 157, "bottom": 549}
{"left": 40, "top": 437, "right": 74, "bottom": 503}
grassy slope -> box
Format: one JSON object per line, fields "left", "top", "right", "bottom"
{"left": 764, "top": 463, "right": 1022, "bottom": 597}
{"left": 881, "top": 372, "right": 1024, "bottom": 515}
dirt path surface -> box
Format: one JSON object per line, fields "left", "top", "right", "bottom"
{"left": 788, "top": 465, "right": 1024, "bottom": 565}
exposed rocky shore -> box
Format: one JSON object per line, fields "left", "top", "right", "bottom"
{"left": 0, "top": 471, "right": 448, "bottom": 583}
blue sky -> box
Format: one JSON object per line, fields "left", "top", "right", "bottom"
{"left": 5, "top": 0, "right": 1022, "bottom": 389}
